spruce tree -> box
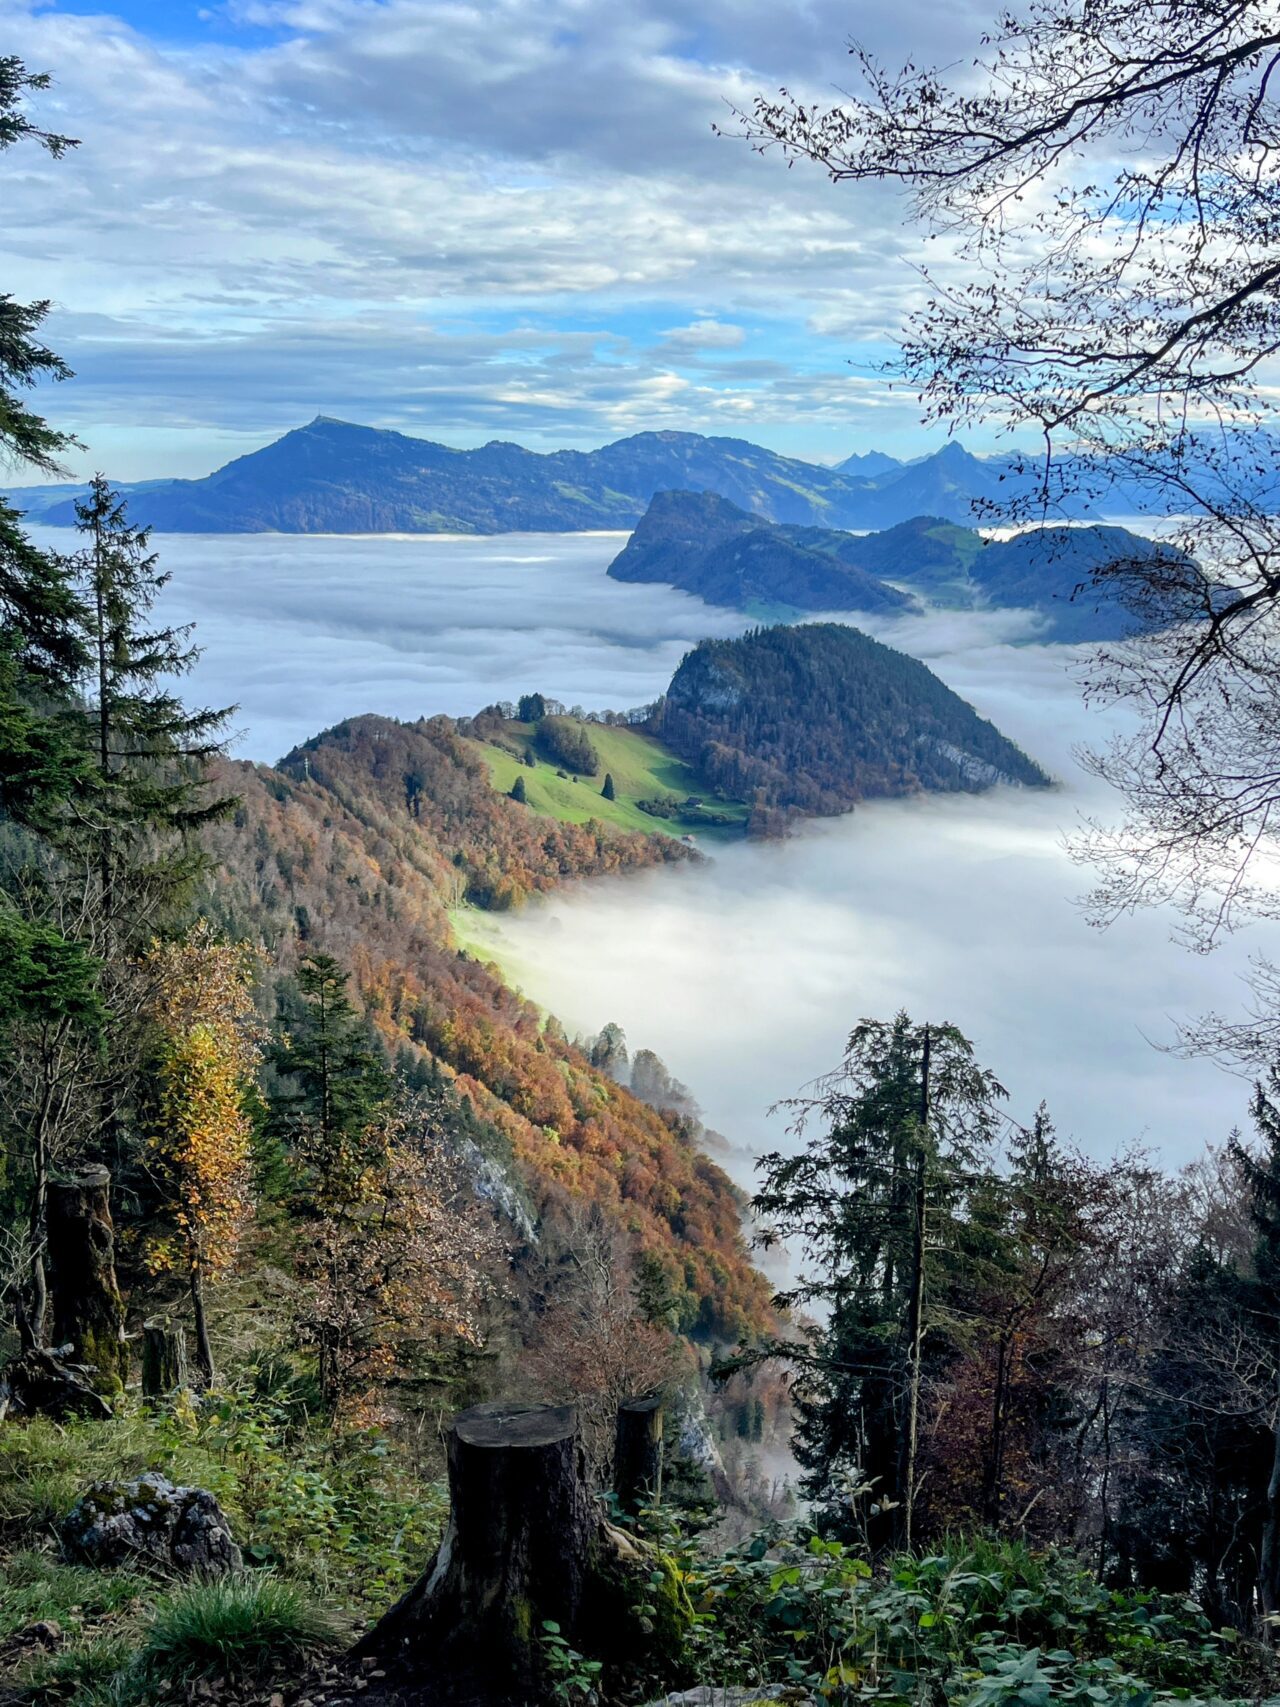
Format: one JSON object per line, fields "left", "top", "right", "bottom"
{"left": 754, "top": 1012, "right": 1003, "bottom": 1544}
{"left": 0, "top": 62, "right": 101, "bottom": 1347}
{"left": 71, "top": 475, "right": 235, "bottom": 942}
{"left": 269, "top": 954, "right": 393, "bottom": 1212}
{"left": 509, "top": 774, "right": 527, "bottom": 803}
{"left": 601, "top": 772, "right": 616, "bottom": 801}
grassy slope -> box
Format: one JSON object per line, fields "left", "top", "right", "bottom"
{"left": 467, "top": 720, "right": 750, "bottom": 843}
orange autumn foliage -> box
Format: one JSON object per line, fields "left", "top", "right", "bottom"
{"left": 202, "top": 713, "right": 774, "bottom": 1340}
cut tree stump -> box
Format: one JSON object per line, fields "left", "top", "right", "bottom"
{"left": 47, "top": 1167, "right": 128, "bottom": 1394}
{"left": 141, "top": 1317, "right": 189, "bottom": 1398}
{"left": 356, "top": 1401, "right": 678, "bottom": 1706}
{"left": 614, "top": 1395, "right": 664, "bottom": 1515}
{"left": 0, "top": 1346, "right": 112, "bottom": 1422}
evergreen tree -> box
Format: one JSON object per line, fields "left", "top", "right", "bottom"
{"left": 509, "top": 774, "right": 527, "bottom": 804}
{"left": 754, "top": 1012, "right": 1004, "bottom": 1545}
{"left": 1231, "top": 1077, "right": 1280, "bottom": 1618}
{"left": 71, "top": 475, "right": 235, "bottom": 943}
{"left": 0, "top": 63, "right": 103, "bottom": 1346}
{"left": 601, "top": 772, "right": 616, "bottom": 801}
{"left": 269, "top": 953, "right": 393, "bottom": 1213}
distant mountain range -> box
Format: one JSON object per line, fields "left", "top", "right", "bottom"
{"left": 608, "top": 490, "right": 1185, "bottom": 641}
{"left": 15, "top": 415, "right": 1261, "bottom": 539}
{"left": 15, "top": 415, "right": 1278, "bottom": 542}
{"left": 16, "top": 417, "right": 892, "bottom": 534}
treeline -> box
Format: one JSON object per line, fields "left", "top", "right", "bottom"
{"left": 744, "top": 1012, "right": 1280, "bottom": 1627}
{"left": 654, "top": 623, "right": 1050, "bottom": 819}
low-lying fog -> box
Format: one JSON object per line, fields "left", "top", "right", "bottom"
{"left": 45, "top": 525, "right": 1267, "bottom": 1177}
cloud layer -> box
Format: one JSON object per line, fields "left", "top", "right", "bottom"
{"left": 468, "top": 629, "right": 1264, "bottom": 1181}
{"left": 54, "top": 513, "right": 1261, "bottom": 1181}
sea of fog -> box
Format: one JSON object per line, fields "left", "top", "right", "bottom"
{"left": 38, "top": 526, "right": 1272, "bottom": 1182}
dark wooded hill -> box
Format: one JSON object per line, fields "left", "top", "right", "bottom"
{"left": 609, "top": 490, "right": 1188, "bottom": 641}
{"left": 652, "top": 623, "right": 1051, "bottom": 821}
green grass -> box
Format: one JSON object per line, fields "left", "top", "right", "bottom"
{"left": 471, "top": 719, "right": 749, "bottom": 843}
{"left": 0, "top": 1567, "right": 344, "bottom": 1706}
{"left": 0, "top": 1398, "right": 420, "bottom": 1705}
{"left": 138, "top": 1573, "right": 346, "bottom": 1682}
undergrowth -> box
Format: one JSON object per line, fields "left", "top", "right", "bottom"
{"left": 0, "top": 1386, "right": 447, "bottom": 1605}
{"left": 644, "top": 1523, "right": 1280, "bottom": 1706}
{"left": 3, "top": 1407, "right": 1277, "bottom": 1707}
{"left": 0, "top": 1387, "right": 446, "bottom": 1703}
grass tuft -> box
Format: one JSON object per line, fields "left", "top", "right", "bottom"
{"left": 137, "top": 1572, "right": 346, "bottom": 1682}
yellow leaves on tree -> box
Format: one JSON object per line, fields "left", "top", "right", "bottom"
{"left": 142, "top": 921, "right": 264, "bottom": 1382}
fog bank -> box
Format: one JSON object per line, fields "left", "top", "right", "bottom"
{"left": 464, "top": 636, "right": 1266, "bottom": 1178}
{"left": 36, "top": 524, "right": 1266, "bottom": 1175}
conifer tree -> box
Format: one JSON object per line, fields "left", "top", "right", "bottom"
{"left": 754, "top": 1012, "right": 1003, "bottom": 1545}
{"left": 510, "top": 773, "right": 527, "bottom": 804}
{"left": 270, "top": 954, "right": 393, "bottom": 1213}
{"left": 0, "top": 61, "right": 103, "bottom": 1347}
{"left": 71, "top": 475, "right": 235, "bottom": 944}
{"left": 601, "top": 772, "right": 616, "bottom": 801}
{"left": 269, "top": 956, "right": 492, "bottom": 1412}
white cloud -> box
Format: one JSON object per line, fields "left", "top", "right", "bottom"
{"left": 2, "top": 0, "right": 971, "bottom": 472}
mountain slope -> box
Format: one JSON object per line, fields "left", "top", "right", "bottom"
{"left": 204, "top": 712, "right": 772, "bottom": 1338}
{"left": 35, "top": 417, "right": 885, "bottom": 535}
{"left": 609, "top": 490, "right": 1185, "bottom": 640}
{"left": 607, "top": 489, "right": 914, "bottom": 615}
{"left": 652, "top": 623, "right": 1051, "bottom": 819}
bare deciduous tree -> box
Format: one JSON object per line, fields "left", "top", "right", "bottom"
{"left": 728, "top": 0, "right": 1280, "bottom": 990}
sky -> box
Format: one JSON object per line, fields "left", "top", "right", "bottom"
{"left": 2, "top": 0, "right": 995, "bottom": 481}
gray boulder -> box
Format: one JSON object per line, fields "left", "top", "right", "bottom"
{"left": 60, "top": 1473, "right": 242, "bottom": 1575}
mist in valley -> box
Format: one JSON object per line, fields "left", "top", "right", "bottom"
{"left": 85, "top": 524, "right": 1266, "bottom": 1180}
{"left": 461, "top": 614, "right": 1266, "bottom": 1183}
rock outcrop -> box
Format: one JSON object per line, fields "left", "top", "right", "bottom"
{"left": 60, "top": 1474, "right": 243, "bottom": 1575}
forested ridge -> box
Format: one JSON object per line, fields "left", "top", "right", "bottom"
{"left": 204, "top": 713, "right": 771, "bottom": 1341}
{"left": 610, "top": 489, "right": 1190, "bottom": 641}
{"left": 654, "top": 623, "right": 1050, "bottom": 824}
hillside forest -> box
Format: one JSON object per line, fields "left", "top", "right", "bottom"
{"left": 8, "top": 40, "right": 1280, "bottom": 1707}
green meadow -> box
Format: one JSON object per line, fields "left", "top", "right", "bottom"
{"left": 468, "top": 718, "right": 749, "bottom": 843}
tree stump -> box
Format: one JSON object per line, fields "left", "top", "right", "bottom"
{"left": 614, "top": 1395, "right": 664, "bottom": 1515}
{"left": 47, "top": 1167, "right": 128, "bottom": 1394}
{"left": 357, "top": 1401, "right": 675, "bottom": 1705}
{"left": 142, "top": 1317, "right": 189, "bottom": 1399}
{"left": 0, "top": 1345, "right": 112, "bottom": 1422}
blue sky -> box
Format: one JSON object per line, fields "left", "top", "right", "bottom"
{"left": 4, "top": 0, "right": 994, "bottom": 480}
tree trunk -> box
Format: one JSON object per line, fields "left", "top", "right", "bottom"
{"left": 142, "top": 1316, "right": 189, "bottom": 1399}
{"left": 356, "top": 1401, "right": 666, "bottom": 1705}
{"left": 901, "top": 1025, "right": 931, "bottom": 1552}
{"left": 1259, "top": 1374, "right": 1280, "bottom": 1624}
{"left": 46, "top": 1166, "right": 128, "bottom": 1394}
{"left": 189, "top": 1262, "right": 215, "bottom": 1389}
{"left": 614, "top": 1395, "right": 664, "bottom": 1515}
